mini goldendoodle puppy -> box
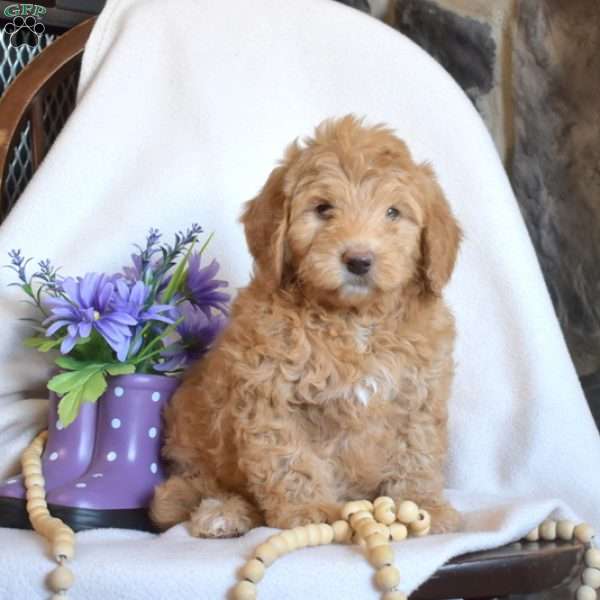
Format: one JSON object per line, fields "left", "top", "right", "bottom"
{"left": 151, "top": 115, "right": 462, "bottom": 537}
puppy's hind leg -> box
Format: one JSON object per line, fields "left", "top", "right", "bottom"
{"left": 150, "top": 474, "right": 205, "bottom": 531}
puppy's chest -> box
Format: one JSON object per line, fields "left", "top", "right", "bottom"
{"left": 289, "top": 322, "right": 416, "bottom": 408}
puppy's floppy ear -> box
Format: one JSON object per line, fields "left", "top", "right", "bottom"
{"left": 416, "top": 164, "right": 462, "bottom": 296}
{"left": 240, "top": 165, "right": 289, "bottom": 286}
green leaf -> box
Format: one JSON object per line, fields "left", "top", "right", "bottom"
{"left": 162, "top": 243, "right": 194, "bottom": 303}
{"left": 39, "top": 339, "right": 61, "bottom": 352}
{"left": 55, "top": 356, "right": 86, "bottom": 370}
{"left": 25, "top": 336, "right": 61, "bottom": 352}
{"left": 48, "top": 365, "right": 102, "bottom": 395}
{"left": 24, "top": 336, "right": 49, "bottom": 348}
{"left": 198, "top": 231, "right": 214, "bottom": 255}
{"left": 105, "top": 363, "right": 135, "bottom": 376}
{"left": 52, "top": 365, "right": 109, "bottom": 426}
{"left": 58, "top": 389, "right": 83, "bottom": 427}
{"left": 81, "top": 371, "right": 107, "bottom": 403}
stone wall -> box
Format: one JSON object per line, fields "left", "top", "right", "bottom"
{"left": 389, "top": 0, "right": 600, "bottom": 379}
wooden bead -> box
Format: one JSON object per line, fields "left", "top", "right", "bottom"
{"left": 583, "top": 568, "right": 600, "bottom": 589}
{"left": 352, "top": 531, "right": 366, "bottom": 547}
{"left": 575, "top": 524, "right": 596, "bottom": 544}
{"left": 318, "top": 523, "right": 334, "bottom": 545}
{"left": 291, "top": 526, "right": 308, "bottom": 548}
{"left": 389, "top": 523, "right": 408, "bottom": 541}
{"left": 540, "top": 520, "right": 557, "bottom": 541}
{"left": 366, "top": 533, "right": 389, "bottom": 550}
{"left": 255, "top": 542, "right": 278, "bottom": 566}
{"left": 375, "top": 505, "right": 397, "bottom": 526}
{"left": 383, "top": 592, "right": 407, "bottom": 600}
{"left": 374, "top": 496, "right": 395, "bottom": 509}
{"left": 396, "top": 501, "right": 419, "bottom": 525}
{"left": 22, "top": 461, "right": 42, "bottom": 475}
{"left": 369, "top": 545, "right": 395, "bottom": 568}
{"left": 28, "top": 505, "right": 50, "bottom": 520}
{"left": 48, "top": 565, "right": 74, "bottom": 592}
{"left": 26, "top": 487, "right": 46, "bottom": 500}
{"left": 240, "top": 559, "right": 265, "bottom": 583}
{"left": 350, "top": 510, "right": 373, "bottom": 528}
{"left": 232, "top": 580, "right": 257, "bottom": 600}
{"left": 268, "top": 534, "right": 289, "bottom": 555}
{"left": 342, "top": 501, "right": 364, "bottom": 520}
{"left": 38, "top": 517, "right": 64, "bottom": 538}
{"left": 358, "top": 521, "right": 382, "bottom": 539}
{"left": 411, "top": 525, "right": 431, "bottom": 537}
{"left": 576, "top": 585, "right": 598, "bottom": 600}
{"left": 53, "top": 540, "right": 75, "bottom": 561}
{"left": 409, "top": 510, "right": 431, "bottom": 533}
{"left": 358, "top": 500, "right": 374, "bottom": 512}
{"left": 374, "top": 565, "right": 401, "bottom": 591}
{"left": 332, "top": 520, "right": 352, "bottom": 543}
{"left": 557, "top": 520, "right": 576, "bottom": 541}
{"left": 306, "top": 523, "right": 321, "bottom": 546}
{"left": 585, "top": 549, "right": 600, "bottom": 569}
{"left": 375, "top": 523, "right": 390, "bottom": 539}
{"left": 26, "top": 497, "right": 47, "bottom": 512}
{"left": 279, "top": 530, "right": 298, "bottom": 551}
{"left": 24, "top": 474, "right": 45, "bottom": 487}
{"left": 525, "top": 527, "right": 539, "bottom": 542}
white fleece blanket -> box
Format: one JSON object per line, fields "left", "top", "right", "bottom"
{"left": 1, "top": 0, "right": 599, "bottom": 598}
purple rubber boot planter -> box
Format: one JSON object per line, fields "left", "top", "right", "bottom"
{"left": 0, "top": 392, "right": 97, "bottom": 530}
{"left": 46, "top": 373, "right": 179, "bottom": 532}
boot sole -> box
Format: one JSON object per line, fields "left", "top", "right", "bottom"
{"left": 0, "top": 496, "right": 29, "bottom": 530}
{"left": 0, "top": 497, "right": 158, "bottom": 532}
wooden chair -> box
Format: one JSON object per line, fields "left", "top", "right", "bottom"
{"left": 0, "top": 17, "right": 584, "bottom": 600}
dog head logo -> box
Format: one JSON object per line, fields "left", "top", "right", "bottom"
{"left": 241, "top": 116, "right": 462, "bottom": 309}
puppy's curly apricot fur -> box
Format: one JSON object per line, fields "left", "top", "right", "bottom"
{"left": 151, "top": 116, "right": 462, "bottom": 537}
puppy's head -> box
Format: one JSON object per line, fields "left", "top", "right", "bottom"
{"left": 241, "top": 116, "right": 461, "bottom": 307}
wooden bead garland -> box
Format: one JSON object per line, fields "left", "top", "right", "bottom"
{"left": 21, "top": 430, "right": 76, "bottom": 600}
{"left": 232, "top": 498, "right": 433, "bottom": 599}
{"left": 521, "top": 518, "right": 598, "bottom": 600}
{"left": 19, "top": 427, "right": 598, "bottom": 600}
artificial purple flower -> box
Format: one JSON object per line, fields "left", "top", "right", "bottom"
{"left": 122, "top": 253, "right": 145, "bottom": 282}
{"left": 43, "top": 273, "right": 137, "bottom": 360}
{"left": 155, "top": 301, "right": 226, "bottom": 372}
{"left": 186, "top": 253, "right": 230, "bottom": 317}
{"left": 113, "top": 279, "right": 175, "bottom": 325}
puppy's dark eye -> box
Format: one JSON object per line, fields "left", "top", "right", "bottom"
{"left": 315, "top": 203, "right": 334, "bottom": 219}
{"left": 386, "top": 207, "right": 401, "bottom": 220}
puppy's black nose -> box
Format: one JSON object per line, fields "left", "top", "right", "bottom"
{"left": 343, "top": 252, "right": 373, "bottom": 276}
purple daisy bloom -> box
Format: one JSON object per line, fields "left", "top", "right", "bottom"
{"left": 43, "top": 273, "right": 138, "bottom": 360}
{"left": 113, "top": 279, "right": 175, "bottom": 325}
{"left": 155, "top": 301, "right": 226, "bottom": 372}
{"left": 186, "top": 253, "right": 230, "bottom": 317}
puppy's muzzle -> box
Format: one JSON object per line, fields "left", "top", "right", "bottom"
{"left": 342, "top": 251, "right": 374, "bottom": 276}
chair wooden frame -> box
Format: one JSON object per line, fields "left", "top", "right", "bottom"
{"left": 0, "top": 16, "right": 584, "bottom": 599}
{"left": 0, "top": 17, "right": 95, "bottom": 221}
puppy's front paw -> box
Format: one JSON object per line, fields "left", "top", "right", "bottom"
{"left": 426, "top": 503, "right": 461, "bottom": 534}
{"left": 189, "top": 496, "right": 261, "bottom": 538}
{"left": 266, "top": 503, "right": 340, "bottom": 529}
